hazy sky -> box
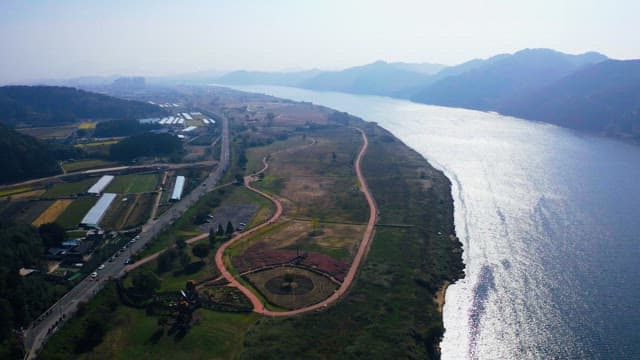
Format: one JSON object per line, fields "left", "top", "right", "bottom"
{"left": 1, "top": 0, "right": 639, "bottom": 83}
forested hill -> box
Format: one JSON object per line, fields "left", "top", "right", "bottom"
{"left": 410, "top": 49, "right": 608, "bottom": 110}
{"left": 0, "top": 86, "right": 165, "bottom": 127}
{"left": 499, "top": 60, "right": 640, "bottom": 138}
{"left": 0, "top": 124, "right": 72, "bottom": 183}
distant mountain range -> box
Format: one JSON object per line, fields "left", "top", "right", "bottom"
{"left": 499, "top": 59, "right": 640, "bottom": 137}
{"left": 0, "top": 86, "right": 165, "bottom": 127}
{"left": 210, "top": 48, "right": 640, "bottom": 141}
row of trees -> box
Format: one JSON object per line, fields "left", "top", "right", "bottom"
{"left": 109, "top": 133, "right": 183, "bottom": 161}
{"left": 0, "top": 86, "right": 165, "bottom": 127}
{"left": 93, "top": 119, "right": 160, "bottom": 137}
{"left": 0, "top": 221, "right": 66, "bottom": 357}
{"left": 0, "top": 124, "right": 81, "bottom": 183}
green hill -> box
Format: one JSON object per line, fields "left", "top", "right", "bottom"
{"left": 0, "top": 124, "right": 66, "bottom": 183}
{"left": 0, "top": 86, "right": 165, "bottom": 127}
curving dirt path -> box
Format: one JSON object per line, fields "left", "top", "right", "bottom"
{"left": 215, "top": 127, "right": 377, "bottom": 316}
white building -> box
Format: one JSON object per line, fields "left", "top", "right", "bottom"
{"left": 81, "top": 193, "right": 117, "bottom": 228}
{"left": 87, "top": 175, "right": 114, "bottom": 195}
{"left": 171, "top": 176, "right": 185, "bottom": 201}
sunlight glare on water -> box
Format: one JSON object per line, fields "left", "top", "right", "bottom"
{"left": 227, "top": 85, "right": 640, "bottom": 359}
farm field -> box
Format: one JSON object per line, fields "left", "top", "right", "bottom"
{"left": 0, "top": 200, "right": 53, "bottom": 224}
{"left": 62, "top": 159, "right": 118, "bottom": 173}
{"left": 17, "top": 125, "right": 76, "bottom": 139}
{"left": 105, "top": 174, "right": 159, "bottom": 194}
{"left": 123, "top": 193, "right": 155, "bottom": 228}
{"left": 245, "top": 266, "right": 338, "bottom": 310}
{"left": 77, "top": 121, "right": 97, "bottom": 129}
{"left": 32, "top": 199, "right": 74, "bottom": 227}
{"left": 100, "top": 193, "right": 155, "bottom": 230}
{"left": 55, "top": 197, "right": 98, "bottom": 229}
{"left": 0, "top": 187, "right": 33, "bottom": 197}
{"left": 3, "top": 189, "right": 46, "bottom": 200}
{"left": 43, "top": 178, "right": 96, "bottom": 197}
{"left": 100, "top": 195, "right": 135, "bottom": 230}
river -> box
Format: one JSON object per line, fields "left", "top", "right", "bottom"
{"left": 223, "top": 85, "right": 640, "bottom": 359}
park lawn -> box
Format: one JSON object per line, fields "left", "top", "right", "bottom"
{"left": 79, "top": 307, "right": 260, "bottom": 360}
{"left": 55, "top": 197, "right": 97, "bottom": 229}
{"left": 105, "top": 174, "right": 159, "bottom": 194}
{"left": 62, "top": 159, "right": 118, "bottom": 172}
{"left": 43, "top": 178, "right": 96, "bottom": 197}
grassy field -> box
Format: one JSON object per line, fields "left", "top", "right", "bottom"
{"left": 239, "top": 121, "right": 464, "bottom": 359}
{"left": 105, "top": 174, "right": 159, "bottom": 194}
{"left": 123, "top": 193, "right": 155, "bottom": 228}
{"left": 80, "top": 307, "right": 259, "bottom": 360}
{"left": 32, "top": 199, "right": 74, "bottom": 227}
{"left": 43, "top": 178, "right": 96, "bottom": 197}
{"left": 252, "top": 129, "right": 367, "bottom": 223}
{"left": 62, "top": 159, "right": 118, "bottom": 173}
{"left": 55, "top": 197, "right": 98, "bottom": 229}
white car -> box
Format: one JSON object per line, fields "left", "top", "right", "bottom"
{"left": 98, "top": 264, "right": 105, "bottom": 270}
{"left": 90, "top": 272, "right": 98, "bottom": 279}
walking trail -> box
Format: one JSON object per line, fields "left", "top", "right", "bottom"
{"left": 215, "top": 127, "right": 377, "bottom": 316}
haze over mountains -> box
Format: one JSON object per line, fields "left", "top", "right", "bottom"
{"left": 210, "top": 48, "right": 640, "bottom": 141}
{"left": 20, "top": 48, "right": 640, "bottom": 141}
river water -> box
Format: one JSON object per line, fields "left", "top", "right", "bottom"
{"left": 224, "top": 85, "right": 640, "bottom": 359}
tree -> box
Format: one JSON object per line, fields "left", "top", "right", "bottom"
{"left": 178, "top": 251, "right": 190, "bottom": 268}
{"left": 38, "top": 222, "right": 67, "bottom": 248}
{"left": 216, "top": 224, "right": 224, "bottom": 236}
{"left": 208, "top": 229, "right": 216, "bottom": 248}
{"left": 131, "top": 270, "right": 161, "bottom": 297}
{"left": 157, "top": 317, "right": 169, "bottom": 334}
{"left": 156, "top": 250, "right": 175, "bottom": 273}
{"left": 176, "top": 238, "right": 186, "bottom": 249}
{"left": 192, "top": 243, "right": 210, "bottom": 262}
{"left": 225, "top": 221, "right": 234, "bottom": 236}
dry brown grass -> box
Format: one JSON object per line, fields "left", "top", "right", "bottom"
{"left": 32, "top": 199, "right": 73, "bottom": 226}
{"left": 248, "top": 219, "right": 365, "bottom": 261}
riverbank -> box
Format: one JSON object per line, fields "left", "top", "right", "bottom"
{"left": 240, "top": 111, "right": 465, "bottom": 359}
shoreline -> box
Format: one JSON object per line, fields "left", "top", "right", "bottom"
{"left": 435, "top": 280, "right": 450, "bottom": 313}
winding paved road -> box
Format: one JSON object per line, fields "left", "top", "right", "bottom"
{"left": 215, "top": 127, "right": 377, "bottom": 316}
